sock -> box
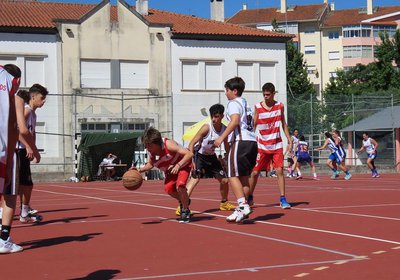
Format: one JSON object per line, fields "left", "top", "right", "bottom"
{"left": 237, "top": 197, "right": 246, "bottom": 205}
{"left": 345, "top": 170, "right": 350, "bottom": 175}
{"left": 313, "top": 173, "right": 317, "bottom": 178}
{"left": 21, "top": 204, "right": 30, "bottom": 217}
{"left": 0, "top": 225, "right": 11, "bottom": 241}
{"left": 247, "top": 194, "right": 253, "bottom": 201}
{"left": 332, "top": 168, "right": 337, "bottom": 173}
{"left": 297, "top": 171, "right": 302, "bottom": 176}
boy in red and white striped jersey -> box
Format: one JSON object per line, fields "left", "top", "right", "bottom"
{"left": 247, "top": 82, "right": 292, "bottom": 209}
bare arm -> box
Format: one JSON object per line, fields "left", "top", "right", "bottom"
{"left": 165, "top": 139, "right": 193, "bottom": 175}
{"left": 371, "top": 138, "right": 378, "bottom": 154}
{"left": 281, "top": 107, "right": 292, "bottom": 152}
{"left": 16, "top": 96, "right": 40, "bottom": 163}
{"left": 315, "top": 139, "right": 328, "bottom": 151}
{"left": 214, "top": 113, "right": 240, "bottom": 148}
{"left": 188, "top": 124, "right": 209, "bottom": 153}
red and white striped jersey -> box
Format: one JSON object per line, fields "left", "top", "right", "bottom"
{"left": 254, "top": 101, "right": 284, "bottom": 154}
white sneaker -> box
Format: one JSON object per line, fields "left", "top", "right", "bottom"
{"left": 226, "top": 204, "right": 252, "bottom": 223}
{"left": 0, "top": 237, "right": 23, "bottom": 254}
{"left": 28, "top": 207, "right": 38, "bottom": 215}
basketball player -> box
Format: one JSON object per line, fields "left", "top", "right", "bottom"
{"left": 357, "top": 132, "right": 379, "bottom": 178}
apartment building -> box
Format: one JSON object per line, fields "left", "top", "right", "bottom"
{"left": 226, "top": 0, "right": 400, "bottom": 97}
{"left": 0, "top": 0, "right": 291, "bottom": 176}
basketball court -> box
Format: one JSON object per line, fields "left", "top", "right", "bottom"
{"left": 1, "top": 173, "right": 399, "bottom": 279}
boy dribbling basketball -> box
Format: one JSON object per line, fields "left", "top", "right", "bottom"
{"left": 137, "top": 127, "right": 193, "bottom": 223}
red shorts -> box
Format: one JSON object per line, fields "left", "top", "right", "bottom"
{"left": 164, "top": 164, "right": 191, "bottom": 195}
{"left": 253, "top": 152, "right": 284, "bottom": 172}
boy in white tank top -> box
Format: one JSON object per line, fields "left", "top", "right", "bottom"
{"left": 180, "top": 104, "right": 235, "bottom": 216}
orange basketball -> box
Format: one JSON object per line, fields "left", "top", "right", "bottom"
{"left": 122, "top": 169, "right": 143, "bottom": 190}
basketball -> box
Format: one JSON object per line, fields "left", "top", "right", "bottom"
{"left": 122, "top": 169, "right": 143, "bottom": 190}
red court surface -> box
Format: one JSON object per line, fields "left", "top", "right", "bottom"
{"left": 2, "top": 173, "right": 400, "bottom": 280}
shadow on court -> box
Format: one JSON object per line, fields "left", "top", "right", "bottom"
{"left": 19, "top": 232, "right": 103, "bottom": 250}
{"left": 68, "top": 269, "right": 121, "bottom": 280}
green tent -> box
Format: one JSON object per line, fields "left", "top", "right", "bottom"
{"left": 77, "top": 132, "right": 142, "bottom": 180}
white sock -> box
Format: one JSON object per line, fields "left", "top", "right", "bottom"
{"left": 237, "top": 197, "right": 246, "bottom": 205}
{"left": 313, "top": 173, "right": 317, "bottom": 178}
{"left": 21, "top": 204, "right": 30, "bottom": 217}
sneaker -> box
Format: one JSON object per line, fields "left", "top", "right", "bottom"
{"left": 295, "top": 175, "right": 303, "bottom": 180}
{"left": 27, "top": 207, "right": 38, "bottom": 215}
{"left": 179, "top": 209, "right": 191, "bottom": 223}
{"left": 280, "top": 197, "right": 291, "bottom": 209}
{"left": 0, "top": 237, "right": 23, "bottom": 254}
{"left": 344, "top": 173, "right": 352, "bottom": 180}
{"left": 313, "top": 176, "right": 320, "bottom": 180}
{"left": 374, "top": 173, "right": 380, "bottom": 178}
{"left": 270, "top": 173, "right": 277, "bottom": 178}
{"left": 175, "top": 205, "right": 181, "bottom": 216}
{"left": 219, "top": 201, "right": 236, "bottom": 211}
{"left": 226, "top": 204, "right": 252, "bottom": 223}
{"left": 20, "top": 213, "right": 43, "bottom": 223}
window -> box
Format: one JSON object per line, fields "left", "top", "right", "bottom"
{"left": 304, "top": 45, "right": 316, "bottom": 54}
{"left": 304, "top": 29, "right": 315, "bottom": 34}
{"left": 205, "top": 62, "right": 222, "bottom": 90}
{"left": 328, "top": 51, "right": 340, "bottom": 60}
{"left": 343, "top": 25, "right": 372, "bottom": 38}
{"left": 25, "top": 58, "right": 45, "bottom": 86}
{"left": 307, "top": 65, "right": 316, "bottom": 75}
{"left": 343, "top": 45, "right": 373, "bottom": 58}
{"left": 81, "top": 60, "right": 111, "bottom": 88}
{"left": 120, "top": 61, "right": 148, "bottom": 89}
{"left": 237, "top": 63, "right": 254, "bottom": 90}
{"left": 328, "top": 31, "right": 339, "bottom": 39}
{"left": 373, "top": 25, "right": 396, "bottom": 38}
{"left": 259, "top": 63, "right": 276, "bottom": 86}
{"left": 81, "top": 122, "right": 148, "bottom": 133}
{"left": 182, "top": 61, "right": 199, "bottom": 89}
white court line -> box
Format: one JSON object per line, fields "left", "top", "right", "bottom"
{"left": 36, "top": 186, "right": 400, "bottom": 246}
{"left": 117, "top": 259, "right": 361, "bottom": 280}
{"left": 308, "top": 203, "right": 400, "bottom": 210}
{"left": 293, "top": 208, "right": 400, "bottom": 221}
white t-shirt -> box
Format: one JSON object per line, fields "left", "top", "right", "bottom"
{"left": 226, "top": 97, "right": 256, "bottom": 142}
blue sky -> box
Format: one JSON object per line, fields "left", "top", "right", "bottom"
{"left": 41, "top": 0, "right": 399, "bottom": 19}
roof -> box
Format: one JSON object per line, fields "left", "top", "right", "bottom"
{"left": 342, "top": 106, "right": 400, "bottom": 132}
{"left": 226, "top": 4, "right": 328, "bottom": 25}
{"left": 323, "top": 6, "right": 400, "bottom": 27}
{"left": 0, "top": 0, "right": 291, "bottom": 41}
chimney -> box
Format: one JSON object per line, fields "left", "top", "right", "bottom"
{"left": 330, "top": 2, "right": 335, "bottom": 11}
{"left": 367, "top": 0, "right": 373, "bottom": 15}
{"left": 242, "top": 3, "right": 247, "bottom": 10}
{"left": 136, "top": 0, "right": 148, "bottom": 16}
{"left": 281, "top": 0, "right": 287, "bottom": 13}
{"left": 210, "top": 0, "right": 224, "bottom": 22}
{"left": 324, "top": 0, "right": 328, "bottom": 3}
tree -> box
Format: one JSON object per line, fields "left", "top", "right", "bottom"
{"left": 286, "top": 41, "right": 323, "bottom": 134}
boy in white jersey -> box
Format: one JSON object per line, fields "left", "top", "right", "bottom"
{"left": 357, "top": 132, "right": 379, "bottom": 177}
{"left": 284, "top": 129, "right": 299, "bottom": 178}
{"left": 248, "top": 82, "right": 292, "bottom": 209}
{"left": 0, "top": 64, "right": 40, "bottom": 253}
{"left": 17, "top": 84, "right": 48, "bottom": 223}
{"left": 213, "top": 77, "right": 258, "bottom": 223}
{"left": 178, "top": 104, "right": 235, "bottom": 215}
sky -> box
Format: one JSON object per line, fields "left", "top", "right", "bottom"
{"left": 40, "top": 0, "right": 399, "bottom": 19}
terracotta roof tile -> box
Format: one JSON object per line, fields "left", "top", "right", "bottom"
{"left": 0, "top": 1, "right": 291, "bottom": 40}
{"left": 227, "top": 4, "right": 328, "bottom": 25}
{"left": 0, "top": 1, "right": 94, "bottom": 29}
{"left": 144, "top": 9, "right": 291, "bottom": 38}
{"left": 324, "top": 6, "right": 400, "bottom": 27}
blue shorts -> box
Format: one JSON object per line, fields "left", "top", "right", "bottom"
{"left": 297, "top": 154, "right": 311, "bottom": 164}
{"left": 367, "top": 152, "right": 377, "bottom": 160}
{"left": 329, "top": 153, "right": 345, "bottom": 164}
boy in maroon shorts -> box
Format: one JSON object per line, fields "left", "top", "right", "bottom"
{"left": 248, "top": 82, "right": 292, "bottom": 209}
{"left": 138, "top": 127, "right": 193, "bottom": 223}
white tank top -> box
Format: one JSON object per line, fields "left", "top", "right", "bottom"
{"left": 363, "top": 138, "right": 375, "bottom": 154}
{"left": 197, "top": 122, "right": 226, "bottom": 155}
{"left": 18, "top": 104, "right": 36, "bottom": 149}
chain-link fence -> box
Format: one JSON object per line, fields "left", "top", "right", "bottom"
{"left": 288, "top": 92, "right": 400, "bottom": 168}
